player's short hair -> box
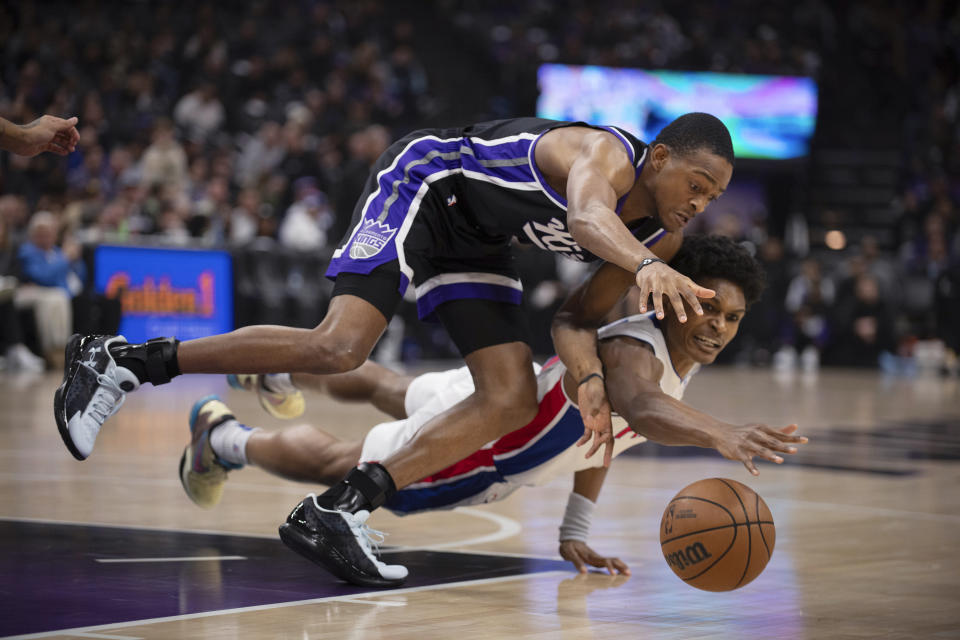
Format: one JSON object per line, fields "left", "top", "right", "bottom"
{"left": 670, "top": 234, "right": 765, "bottom": 307}
{"left": 652, "top": 113, "right": 735, "bottom": 167}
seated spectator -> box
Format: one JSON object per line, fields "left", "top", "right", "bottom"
{"left": 776, "top": 257, "right": 835, "bottom": 372}
{"left": 0, "top": 210, "right": 45, "bottom": 372}
{"left": 278, "top": 178, "right": 333, "bottom": 252}
{"left": 14, "top": 211, "right": 86, "bottom": 369}
{"left": 141, "top": 118, "right": 188, "bottom": 191}
{"left": 827, "top": 273, "right": 895, "bottom": 367}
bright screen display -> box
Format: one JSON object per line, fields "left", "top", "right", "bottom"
{"left": 537, "top": 64, "right": 818, "bottom": 159}
{"left": 94, "top": 245, "right": 233, "bottom": 343}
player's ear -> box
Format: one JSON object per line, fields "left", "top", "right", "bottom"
{"left": 650, "top": 143, "right": 669, "bottom": 171}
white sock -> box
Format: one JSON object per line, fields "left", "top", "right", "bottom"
{"left": 209, "top": 419, "right": 258, "bottom": 466}
{"left": 262, "top": 373, "right": 297, "bottom": 394}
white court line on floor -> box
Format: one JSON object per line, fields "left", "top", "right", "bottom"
{"left": 339, "top": 598, "right": 408, "bottom": 607}
{"left": 3, "top": 571, "right": 570, "bottom": 640}
{"left": 402, "top": 506, "right": 522, "bottom": 550}
{"left": 95, "top": 555, "right": 247, "bottom": 563}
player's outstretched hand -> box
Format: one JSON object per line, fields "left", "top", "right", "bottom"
{"left": 12, "top": 115, "right": 80, "bottom": 157}
{"left": 714, "top": 423, "right": 808, "bottom": 476}
{"left": 576, "top": 375, "right": 614, "bottom": 467}
{"left": 635, "top": 261, "right": 715, "bottom": 322}
{"left": 559, "top": 539, "right": 630, "bottom": 576}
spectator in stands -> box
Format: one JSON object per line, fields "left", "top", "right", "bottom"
{"left": 0, "top": 203, "right": 45, "bottom": 372}
{"left": 173, "top": 81, "right": 226, "bottom": 143}
{"left": 828, "top": 272, "right": 895, "bottom": 367}
{"left": 278, "top": 178, "right": 334, "bottom": 252}
{"left": 141, "top": 118, "right": 188, "bottom": 191}
{"left": 14, "top": 212, "right": 85, "bottom": 369}
{"left": 777, "top": 257, "right": 834, "bottom": 372}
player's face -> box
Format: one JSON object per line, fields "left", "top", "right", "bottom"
{"left": 649, "top": 146, "right": 732, "bottom": 232}
{"left": 665, "top": 277, "right": 746, "bottom": 368}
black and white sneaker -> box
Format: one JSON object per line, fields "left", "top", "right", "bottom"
{"left": 54, "top": 334, "right": 140, "bottom": 461}
{"left": 279, "top": 494, "right": 408, "bottom": 587}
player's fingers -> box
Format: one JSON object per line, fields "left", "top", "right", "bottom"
{"left": 652, "top": 288, "right": 665, "bottom": 320}
{"left": 679, "top": 284, "right": 704, "bottom": 317}
{"left": 636, "top": 282, "right": 652, "bottom": 314}
{"left": 742, "top": 457, "right": 760, "bottom": 476}
{"left": 753, "top": 445, "right": 784, "bottom": 464}
{"left": 611, "top": 557, "right": 631, "bottom": 575}
{"left": 778, "top": 424, "right": 807, "bottom": 442}
{"left": 753, "top": 433, "right": 798, "bottom": 454}
{"left": 44, "top": 142, "right": 69, "bottom": 155}
{"left": 603, "top": 439, "right": 613, "bottom": 468}
{"left": 666, "top": 289, "right": 687, "bottom": 323}
{"left": 585, "top": 434, "right": 604, "bottom": 459}
{"left": 603, "top": 557, "right": 616, "bottom": 575}
{"left": 568, "top": 549, "right": 587, "bottom": 574}
{"left": 693, "top": 283, "right": 716, "bottom": 299}
{"left": 577, "top": 428, "right": 592, "bottom": 447}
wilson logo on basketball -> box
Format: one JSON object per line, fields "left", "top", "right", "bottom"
{"left": 665, "top": 542, "right": 712, "bottom": 571}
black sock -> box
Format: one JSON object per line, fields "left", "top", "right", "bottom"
{"left": 318, "top": 463, "right": 397, "bottom": 514}
{"left": 109, "top": 337, "right": 181, "bottom": 386}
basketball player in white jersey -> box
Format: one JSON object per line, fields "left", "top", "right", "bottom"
{"left": 181, "top": 235, "right": 807, "bottom": 584}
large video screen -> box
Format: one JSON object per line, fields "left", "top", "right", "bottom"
{"left": 537, "top": 64, "right": 818, "bottom": 160}
{"left": 94, "top": 245, "right": 233, "bottom": 344}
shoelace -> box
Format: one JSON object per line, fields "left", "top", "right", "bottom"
{"left": 354, "top": 521, "right": 388, "bottom": 561}
{"left": 305, "top": 494, "right": 390, "bottom": 564}
{"left": 81, "top": 363, "right": 126, "bottom": 424}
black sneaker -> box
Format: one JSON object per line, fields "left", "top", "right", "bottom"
{"left": 54, "top": 334, "right": 140, "bottom": 460}
{"left": 279, "top": 494, "right": 408, "bottom": 587}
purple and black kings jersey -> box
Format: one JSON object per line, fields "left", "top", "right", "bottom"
{"left": 326, "top": 117, "right": 666, "bottom": 322}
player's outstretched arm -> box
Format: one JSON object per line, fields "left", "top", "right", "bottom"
{"left": 0, "top": 115, "right": 79, "bottom": 156}
{"left": 558, "top": 466, "right": 630, "bottom": 576}
{"left": 539, "top": 129, "right": 713, "bottom": 321}
{"left": 552, "top": 262, "right": 637, "bottom": 467}
{"left": 599, "top": 336, "right": 807, "bottom": 475}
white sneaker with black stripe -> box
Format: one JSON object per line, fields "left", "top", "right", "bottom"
{"left": 54, "top": 334, "right": 140, "bottom": 460}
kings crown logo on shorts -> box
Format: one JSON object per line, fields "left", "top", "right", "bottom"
{"left": 350, "top": 219, "right": 398, "bottom": 259}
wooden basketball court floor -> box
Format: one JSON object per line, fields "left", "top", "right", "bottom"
{"left": 1, "top": 365, "right": 958, "bottom": 639}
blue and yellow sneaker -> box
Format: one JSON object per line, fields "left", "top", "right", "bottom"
{"left": 179, "top": 395, "right": 243, "bottom": 509}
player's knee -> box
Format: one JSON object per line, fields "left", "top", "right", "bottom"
{"left": 304, "top": 329, "right": 368, "bottom": 373}
{"left": 478, "top": 376, "right": 538, "bottom": 430}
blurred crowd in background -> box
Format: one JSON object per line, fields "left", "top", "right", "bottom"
{"left": 0, "top": 0, "right": 957, "bottom": 374}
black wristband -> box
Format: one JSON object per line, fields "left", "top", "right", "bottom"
{"left": 578, "top": 372, "right": 604, "bottom": 386}
{"left": 635, "top": 257, "right": 665, "bottom": 274}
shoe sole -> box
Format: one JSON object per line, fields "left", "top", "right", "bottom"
{"left": 278, "top": 520, "right": 404, "bottom": 588}
{"left": 54, "top": 334, "right": 85, "bottom": 461}
{"left": 179, "top": 394, "right": 237, "bottom": 509}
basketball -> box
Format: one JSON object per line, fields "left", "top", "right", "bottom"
{"left": 659, "top": 478, "right": 775, "bottom": 592}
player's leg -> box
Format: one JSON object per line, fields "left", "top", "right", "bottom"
{"left": 180, "top": 395, "right": 364, "bottom": 508}
{"left": 379, "top": 340, "right": 538, "bottom": 488}
{"left": 55, "top": 266, "right": 402, "bottom": 462}
{"left": 55, "top": 127, "right": 427, "bottom": 460}
{"left": 245, "top": 425, "right": 362, "bottom": 484}
{"left": 278, "top": 297, "right": 538, "bottom": 586}
{"left": 232, "top": 360, "right": 414, "bottom": 420}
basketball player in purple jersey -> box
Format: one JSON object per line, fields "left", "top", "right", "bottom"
{"left": 56, "top": 113, "right": 734, "bottom": 584}
{"left": 180, "top": 235, "right": 805, "bottom": 584}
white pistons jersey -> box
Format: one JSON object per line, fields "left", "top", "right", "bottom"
{"left": 361, "top": 312, "right": 698, "bottom": 515}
